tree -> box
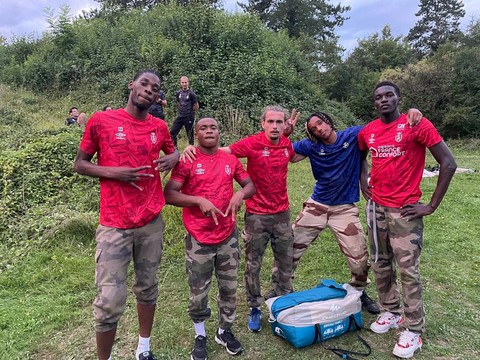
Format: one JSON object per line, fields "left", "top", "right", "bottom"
{"left": 348, "top": 26, "right": 414, "bottom": 72}
{"left": 407, "top": 0, "right": 465, "bottom": 56}
{"left": 321, "top": 26, "right": 415, "bottom": 120}
{"left": 239, "top": 0, "right": 349, "bottom": 68}
{"left": 94, "top": 0, "right": 219, "bottom": 11}
{"left": 240, "top": 0, "right": 349, "bottom": 40}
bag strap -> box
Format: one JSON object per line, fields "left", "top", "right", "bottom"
{"left": 316, "top": 315, "right": 372, "bottom": 360}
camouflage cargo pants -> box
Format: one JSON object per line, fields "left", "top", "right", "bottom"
{"left": 93, "top": 214, "right": 165, "bottom": 332}
{"left": 243, "top": 210, "right": 293, "bottom": 308}
{"left": 186, "top": 228, "right": 240, "bottom": 330}
{"left": 292, "top": 199, "right": 369, "bottom": 289}
{"left": 367, "top": 201, "right": 425, "bottom": 332}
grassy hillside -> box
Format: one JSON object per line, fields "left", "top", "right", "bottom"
{"left": 0, "top": 87, "right": 479, "bottom": 359}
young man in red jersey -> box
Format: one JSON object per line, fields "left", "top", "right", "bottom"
{"left": 358, "top": 81, "right": 456, "bottom": 359}
{"left": 182, "top": 106, "right": 301, "bottom": 332}
{"left": 74, "top": 69, "right": 180, "bottom": 360}
{"left": 164, "top": 117, "right": 255, "bottom": 360}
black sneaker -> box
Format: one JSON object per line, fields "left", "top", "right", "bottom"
{"left": 191, "top": 335, "right": 207, "bottom": 360}
{"left": 361, "top": 291, "right": 380, "bottom": 314}
{"left": 138, "top": 351, "right": 157, "bottom": 360}
{"left": 215, "top": 328, "right": 243, "bottom": 355}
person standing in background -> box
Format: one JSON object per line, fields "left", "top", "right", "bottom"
{"left": 170, "top": 76, "right": 199, "bottom": 147}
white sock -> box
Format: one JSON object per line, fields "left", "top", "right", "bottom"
{"left": 136, "top": 335, "right": 150, "bottom": 354}
{"left": 194, "top": 321, "right": 206, "bottom": 337}
{"left": 107, "top": 357, "right": 112, "bottom": 360}
{"left": 217, "top": 328, "right": 225, "bottom": 335}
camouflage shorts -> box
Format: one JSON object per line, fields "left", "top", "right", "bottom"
{"left": 185, "top": 228, "right": 240, "bottom": 329}
{"left": 93, "top": 214, "right": 165, "bottom": 332}
{"left": 366, "top": 201, "right": 425, "bottom": 332}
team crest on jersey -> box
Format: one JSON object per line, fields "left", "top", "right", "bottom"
{"left": 150, "top": 132, "right": 157, "bottom": 144}
{"left": 395, "top": 132, "right": 402, "bottom": 142}
{"left": 115, "top": 127, "right": 126, "bottom": 140}
{"left": 284, "top": 148, "right": 289, "bottom": 157}
{"left": 196, "top": 163, "right": 205, "bottom": 175}
{"left": 262, "top": 147, "right": 270, "bottom": 157}
{"left": 225, "top": 165, "right": 232, "bottom": 175}
{"left": 369, "top": 134, "right": 375, "bottom": 144}
{"left": 343, "top": 142, "right": 349, "bottom": 149}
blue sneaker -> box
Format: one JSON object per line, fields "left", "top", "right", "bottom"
{"left": 247, "top": 308, "right": 262, "bottom": 332}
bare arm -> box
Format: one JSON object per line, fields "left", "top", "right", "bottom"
{"left": 401, "top": 141, "right": 457, "bottom": 220}
{"left": 193, "top": 102, "right": 199, "bottom": 113}
{"left": 74, "top": 149, "right": 154, "bottom": 191}
{"left": 290, "top": 152, "right": 306, "bottom": 163}
{"left": 360, "top": 150, "right": 371, "bottom": 200}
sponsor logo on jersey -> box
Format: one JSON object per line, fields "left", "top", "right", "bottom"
{"left": 115, "top": 127, "right": 126, "bottom": 140}
{"left": 370, "top": 144, "right": 405, "bottom": 158}
{"left": 196, "top": 163, "right": 205, "bottom": 175}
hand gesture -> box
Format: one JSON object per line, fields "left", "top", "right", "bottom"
{"left": 224, "top": 191, "right": 244, "bottom": 222}
{"left": 283, "top": 108, "right": 300, "bottom": 137}
{"left": 197, "top": 198, "right": 225, "bottom": 225}
{"left": 154, "top": 151, "right": 179, "bottom": 172}
{"left": 110, "top": 165, "right": 154, "bottom": 191}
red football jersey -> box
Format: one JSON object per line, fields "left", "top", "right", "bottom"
{"left": 80, "top": 108, "right": 175, "bottom": 228}
{"left": 169, "top": 149, "right": 250, "bottom": 245}
{"left": 229, "top": 132, "right": 294, "bottom": 214}
{"left": 358, "top": 114, "right": 442, "bottom": 208}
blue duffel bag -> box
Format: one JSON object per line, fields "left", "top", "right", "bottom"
{"left": 266, "top": 279, "right": 371, "bottom": 359}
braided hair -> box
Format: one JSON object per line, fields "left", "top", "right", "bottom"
{"left": 304, "top": 112, "right": 335, "bottom": 143}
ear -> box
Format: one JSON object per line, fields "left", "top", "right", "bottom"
{"left": 128, "top": 81, "right": 134, "bottom": 91}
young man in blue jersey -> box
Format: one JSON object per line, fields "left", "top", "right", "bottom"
{"left": 290, "top": 110, "right": 421, "bottom": 314}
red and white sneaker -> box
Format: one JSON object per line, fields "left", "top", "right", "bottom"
{"left": 370, "top": 311, "right": 403, "bottom": 334}
{"left": 393, "top": 329, "right": 422, "bottom": 358}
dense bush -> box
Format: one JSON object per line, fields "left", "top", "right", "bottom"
{"left": 0, "top": 128, "right": 98, "bottom": 246}
{"left": 0, "top": 3, "right": 349, "bottom": 132}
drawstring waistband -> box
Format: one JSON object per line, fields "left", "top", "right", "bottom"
{"left": 367, "top": 199, "right": 379, "bottom": 263}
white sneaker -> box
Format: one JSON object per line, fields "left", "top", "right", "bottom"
{"left": 393, "top": 329, "right": 422, "bottom": 358}
{"left": 370, "top": 311, "right": 403, "bottom": 334}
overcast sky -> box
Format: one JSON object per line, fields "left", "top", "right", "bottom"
{"left": 1, "top": 1, "right": 479, "bottom": 53}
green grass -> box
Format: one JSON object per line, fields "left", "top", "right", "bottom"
{"left": 1, "top": 85, "right": 479, "bottom": 359}
{"left": 1, "top": 149, "right": 479, "bottom": 360}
